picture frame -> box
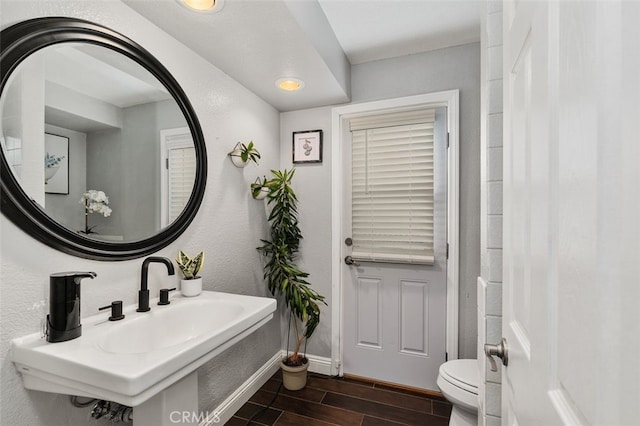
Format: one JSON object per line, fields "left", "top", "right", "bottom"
{"left": 44, "top": 133, "right": 69, "bottom": 194}
{"left": 292, "top": 129, "right": 323, "bottom": 164}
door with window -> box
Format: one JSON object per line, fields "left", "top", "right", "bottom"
{"left": 160, "top": 128, "right": 196, "bottom": 227}
{"left": 342, "top": 107, "right": 447, "bottom": 390}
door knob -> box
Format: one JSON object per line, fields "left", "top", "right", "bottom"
{"left": 344, "top": 256, "right": 360, "bottom": 266}
{"left": 484, "top": 338, "right": 508, "bottom": 372}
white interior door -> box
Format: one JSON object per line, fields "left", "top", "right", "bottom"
{"left": 501, "top": 1, "right": 639, "bottom": 424}
{"left": 342, "top": 108, "right": 448, "bottom": 391}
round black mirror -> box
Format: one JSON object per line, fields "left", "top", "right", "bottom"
{"left": 0, "top": 17, "right": 207, "bottom": 260}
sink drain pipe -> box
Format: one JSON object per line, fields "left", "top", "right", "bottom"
{"left": 70, "top": 396, "right": 133, "bottom": 423}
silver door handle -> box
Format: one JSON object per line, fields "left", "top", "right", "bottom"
{"left": 484, "top": 338, "right": 508, "bottom": 372}
{"left": 344, "top": 256, "right": 360, "bottom": 266}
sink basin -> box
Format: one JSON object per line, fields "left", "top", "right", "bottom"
{"left": 99, "top": 298, "right": 245, "bottom": 354}
{"left": 11, "top": 291, "right": 276, "bottom": 407}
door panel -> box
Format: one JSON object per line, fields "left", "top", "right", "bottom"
{"left": 502, "top": 1, "right": 639, "bottom": 424}
{"left": 344, "top": 264, "right": 444, "bottom": 389}
{"left": 400, "top": 280, "right": 429, "bottom": 355}
{"left": 342, "top": 108, "right": 447, "bottom": 390}
{"left": 503, "top": 1, "right": 559, "bottom": 423}
{"left": 355, "top": 276, "right": 382, "bottom": 348}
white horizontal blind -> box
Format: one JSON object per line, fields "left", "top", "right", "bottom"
{"left": 350, "top": 108, "right": 435, "bottom": 265}
{"left": 168, "top": 146, "right": 196, "bottom": 223}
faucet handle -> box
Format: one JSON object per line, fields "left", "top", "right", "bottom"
{"left": 99, "top": 301, "right": 125, "bottom": 321}
{"left": 158, "top": 288, "right": 177, "bottom": 306}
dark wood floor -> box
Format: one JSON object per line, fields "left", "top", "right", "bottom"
{"left": 225, "top": 371, "right": 452, "bottom": 426}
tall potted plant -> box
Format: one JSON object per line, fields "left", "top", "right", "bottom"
{"left": 257, "top": 169, "right": 325, "bottom": 390}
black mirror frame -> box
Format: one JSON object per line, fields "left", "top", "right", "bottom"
{"left": 0, "top": 17, "right": 207, "bottom": 261}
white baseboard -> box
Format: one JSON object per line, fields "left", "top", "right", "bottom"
{"left": 201, "top": 352, "right": 281, "bottom": 425}
{"left": 292, "top": 351, "right": 333, "bottom": 376}
{"left": 201, "top": 351, "right": 333, "bottom": 425}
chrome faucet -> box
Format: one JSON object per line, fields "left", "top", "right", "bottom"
{"left": 137, "top": 257, "right": 175, "bottom": 312}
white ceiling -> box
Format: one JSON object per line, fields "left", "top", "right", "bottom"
{"left": 42, "top": 44, "right": 172, "bottom": 132}
{"left": 45, "top": 45, "right": 170, "bottom": 108}
{"left": 123, "top": 0, "right": 482, "bottom": 112}
{"left": 318, "top": 0, "right": 483, "bottom": 65}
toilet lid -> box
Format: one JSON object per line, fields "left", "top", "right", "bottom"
{"left": 440, "top": 359, "right": 479, "bottom": 394}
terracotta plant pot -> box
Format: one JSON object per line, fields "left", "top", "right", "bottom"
{"left": 280, "top": 358, "right": 309, "bottom": 391}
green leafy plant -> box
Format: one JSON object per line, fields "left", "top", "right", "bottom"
{"left": 175, "top": 250, "right": 205, "bottom": 280}
{"left": 229, "top": 141, "right": 260, "bottom": 165}
{"left": 250, "top": 176, "right": 269, "bottom": 199}
{"left": 257, "top": 169, "right": 325, "bottom": 366}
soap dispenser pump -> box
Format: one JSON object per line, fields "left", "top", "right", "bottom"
{"left": 46, "top": 271, "right": 96, "bottom": 343}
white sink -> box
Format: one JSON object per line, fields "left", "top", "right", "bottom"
{"left": 11, "top": 291, "right": 276, "bottom": 407}
{"left": 98, "top": 298, "right": 245, "bottom": 354}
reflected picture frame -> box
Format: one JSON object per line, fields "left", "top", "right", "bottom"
{"left": 292, "top": 129, "right": 323, "bottom": 164}
{"left": 45, "top": 133, "right": 69, "bottom": 194}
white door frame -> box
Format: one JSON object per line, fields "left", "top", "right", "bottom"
{"left": 330, "top": 90, "right": 460, "bottom": 376}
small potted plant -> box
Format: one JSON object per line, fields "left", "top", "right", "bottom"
{"left": 258, "top": 169, "right": 325, "bottom": 390}
{"left": 250, "top": 176, "right": 270, "bottom": 200}
{"left": 228, "top": 141, "right": 260, "bottom": 168}
{"left": 79, "top": 190, "right": 112, "bottom": 235}
{"left": 175, "top": 250, "right": 205, "bottom": 297}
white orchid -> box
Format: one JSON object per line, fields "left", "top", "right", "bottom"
{"left": 79, "top": 190, "right": 112, "bottom": 235}
{"left": 80, "top": 190, "right": 112, "bottom": 218}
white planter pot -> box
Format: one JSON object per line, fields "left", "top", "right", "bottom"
{"left": 180, "top": 277, "right": 202, "bottom": 297}
{"left": 280, "top": 358, "right": 309, "bottom": 391}
{"left": 229, "top": 150, "right": 248, "bottom": 168}
{"left": 253, "top": 187, "right": 269, "bottom": 200}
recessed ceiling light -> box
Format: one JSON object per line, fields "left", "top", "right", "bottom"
{"left": 178, "top": 0, "right": 225, "bottom": 13}
{"left": 276, "top": 78, "right": 305, "bottom": 92}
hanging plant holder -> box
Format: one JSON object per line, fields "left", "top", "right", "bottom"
{"left": 251, "top": 176, "right": 270, "bottom": 200}
{"left": 228, "top": 141, "right": 260, "bottom": 168}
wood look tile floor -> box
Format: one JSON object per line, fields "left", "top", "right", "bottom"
{"left": 225, "top": 372, "right": 452, "bottom": 426}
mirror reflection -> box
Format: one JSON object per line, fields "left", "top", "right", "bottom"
{"left": 0, "top": 43, "right": 196, "bottom": 242}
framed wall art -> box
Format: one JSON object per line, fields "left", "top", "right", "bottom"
{"left": 292, "top": 129, "right": 323, "bottom": 164}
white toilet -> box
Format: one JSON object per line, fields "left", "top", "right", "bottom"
{"left": 437, "top": 359, "right": 479, "bottom": 426}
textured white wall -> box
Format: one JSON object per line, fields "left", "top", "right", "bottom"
{"left": 278, "top": 106, "right": 334, "bottom": 358}
{"left": 281, "top": 43, "right": 482, "bottom": 360}
{"left": 0, "top": 1, "right": 282, "bottom": 425}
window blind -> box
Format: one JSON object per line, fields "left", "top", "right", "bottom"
{"left": 350, "top": 108, "right": 435, "bottom": 265}
{"left": 168, "top": 146, "right": 196, "bottom": 223}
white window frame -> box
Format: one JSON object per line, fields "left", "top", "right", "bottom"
{"left": 331, "top": 90, "right": 460, "bottom": 375}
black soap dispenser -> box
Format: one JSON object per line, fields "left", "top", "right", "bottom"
{"left": 46, "top": 271, "right": 97, "bottom": 343}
